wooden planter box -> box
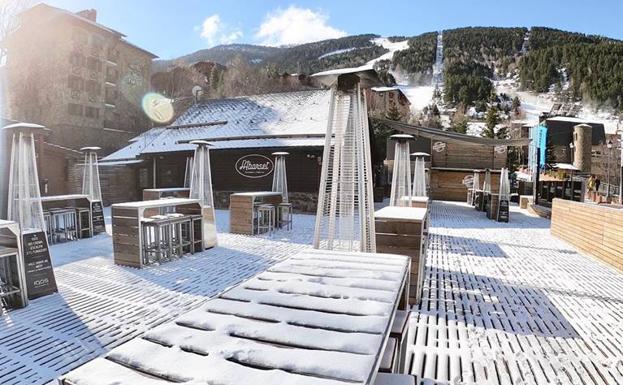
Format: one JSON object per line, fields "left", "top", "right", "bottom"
{"left": 375, "top": 206, "right": 428, "bottom": 305}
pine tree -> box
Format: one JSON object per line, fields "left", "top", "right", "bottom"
{"left": 482, "top": 107, "right": 499, "bottom": 138}
{"left": 451, "top": 117, "right": 468, "bottom": 134}
{"left": 386, "top": 99, "right": 402, "bottom": 121}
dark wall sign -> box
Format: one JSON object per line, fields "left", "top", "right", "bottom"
{"left": 235, "top": 154, "right": 274, "bottom": 179}
{"left": 22, "top": 231, "right": 57, "bottom": 299}
{"left": 498, "top": 199, "right": 510, "bottom": 222}
{"left": 91, "top": 201, "right": 106, "bottom": 234}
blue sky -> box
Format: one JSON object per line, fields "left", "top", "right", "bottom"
{"left": 48, "top": 0, "right": 623, "bottom": 59}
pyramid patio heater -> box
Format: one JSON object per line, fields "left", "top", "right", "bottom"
{"left": 80, "top": 146, "right": 105, "bottom": 235}
{"left": 411, "top": 152, "right": 429, "bottom": 198}
{"left": 272, "top": 152, "right": 292, "bottom": 230}
{"left": 471, "top": 171, "right": 481, "bottom": 207}
{"left": 498, "top": 168, "right": 511, "bottom": 222}
{"left": 184, "top": 156, "right": 194, "bottom": 188}
{"left": 5, "top": 122, "right": 57, "bottom": 299}
{"left": 311, "top": 67, "right": 382, "bottom": 253}
{"left": 389, "top": 134, "right": 414, "bottom": 207}
{"left": 189, "top": 140, "right": 217, "bottom": 248}
{"left": 481, "top": 169, "right": 492, "bottom": 211}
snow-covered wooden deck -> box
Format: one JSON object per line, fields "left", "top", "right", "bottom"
{"left": 0, "top": 209, "right": 315, "bottom": 385}
{"left": 409, "top": 201, "right": 623, "bottom": 385}
{"left": 1, "top": 202, "right": 623, "bottom": 385}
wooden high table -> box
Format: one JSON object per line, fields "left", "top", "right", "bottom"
{"left": 375, "top": 206, "right": 428, "bottom": 306}
{"left": 0, "top": 220, "right": 28, "bottom": 310}
{"left": 229, "top": 191, "right": 282, "bottom": 234}
{"left": 111, "top": 198, "right": 205, "bottom": 268}
{"left": 59, "top": 249, "right": 410, "bottom": 385}
{"left": 41, "top": 194, "right": 105, "bottom": 237}
{"left": 142, "top": 187, "right": 190, "bottom": 201}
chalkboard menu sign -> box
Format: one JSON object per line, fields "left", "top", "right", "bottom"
{"left": 91, "top": 201, "right": 105, "bottom": 234}
{"left": 22, "top": 231, "right": 57, "bottom": 299}
{"left": 497, "top": 199, "right": 510, "bottom": 223}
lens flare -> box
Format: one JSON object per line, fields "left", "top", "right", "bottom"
{"left": 142, "top": 92, "right": 174, "bottom": 124}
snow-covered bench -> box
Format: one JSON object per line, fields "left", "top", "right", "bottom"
{"left": 59, "top": 249, "right": 411, "bottom": 385}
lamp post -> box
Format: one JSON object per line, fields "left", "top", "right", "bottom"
{"left": 606, "top": 140, "right": 613, "bottom": 200}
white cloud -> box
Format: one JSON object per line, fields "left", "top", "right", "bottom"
{"left": 255, "top": 6, "right": 346, "bottom": 47}
{"left": 199, "top": 14, "right": 243, "bottom": 47}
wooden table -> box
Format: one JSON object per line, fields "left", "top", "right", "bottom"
{"left": 111, "top": 198, "right": 205, "bottom": 268}
{"left": 229, "top": 191, "right": 282, "bottom": 235}
{"left": 59, "top": 249, "right": 410, "bottom": 385}
{"left": 375, "top": 206, "right": 428, "bottom": 306}
{"left": 40, "top": 194, "right": 105, "bottom": 236}
{"left": 0, "top": 220, "right": 28, "bottom": 309}
{"left": 142, "top": 187, "right": 190, "bottom": 201}
{"left": 399, "top": 196, "right": 429, "bottom": 209}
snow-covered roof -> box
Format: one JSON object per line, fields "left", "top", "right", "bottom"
{"left": 103, "top": 90, "right": 331, "bottom": 162}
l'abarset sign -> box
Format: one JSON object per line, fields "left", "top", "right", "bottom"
{"left": 235, "top": 154, "right": 274, "bottom": 178}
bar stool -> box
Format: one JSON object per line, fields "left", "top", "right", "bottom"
{"left": 277, "top": 202, "right": 293, "bottom": 230}
{"left": 167, "top": 213, "right": 192, "bottom": 258}
{"left": 43, "top": 211, "right": 52, "bottom": 244}
{"left": 76, "top": 208, "right": 92, "bottom": 238}
{"left": 49, "top": 208, "right": 76, "bottom": 243}
{"left": 141, "top": 215, "right": 172, "bottom": 265}
{"left": 62, "top": 208, "right": 78, "bottom": 241}
{"left": 255, "top": 204, "right": 275, "bottom": 235}
{"left": 189, "top": 215, "right": 203, "bottom": 253}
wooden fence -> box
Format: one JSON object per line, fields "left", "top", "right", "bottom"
{"left": 551, "top": 198, "right": 623, "bottom": 272}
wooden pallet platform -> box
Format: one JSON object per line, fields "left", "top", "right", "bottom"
{"left": 60, "top": 250, "right": 410, "bottom": 385}
{"left": 406, "top": 201, "right": 623, "bottom": 385}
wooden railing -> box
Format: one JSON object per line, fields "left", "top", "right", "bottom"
{"left": 551, "top": 198, "right": 623, "bottom": 272}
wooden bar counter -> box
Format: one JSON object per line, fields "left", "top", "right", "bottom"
{"left": 142, "top": 187, "right": 190, "bottom": 201}
{"left": 375, "top": 206, "right": 428, "bottom": 305}
{"left": 111, "top": 198, "right": 203, "bottom": 268}
{"left": 229, "top": 192, "right": 282, "bottom": 235}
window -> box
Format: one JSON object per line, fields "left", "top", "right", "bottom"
{"left": 106, "top": 67, "right": 118, "bottom": 83}
{"left": 70, "top": 52, "right": 84, "bottom": 67}
{"left": 107, "top": 48, "right": 119, "bottom": 63}
{"left": 68, "top": 76, "right": 84, "bottom": 91}
{"left": 105, "top": 87, "right": 117, "bottom": 104}
{"left": 87, "top": 57, "right": 102, "bottom": 72}
{"left": 103, "top": 119, "right": 116, "bottom": 129}
{"left": 86, "top": 80, "right": 100, "bottom": 95}
{"left": 85, "top": 106, "right": 99, "bottom": 119}
{"left": 68, "top": 103, "right": 83, "bottom": 116}
{"left": 91, "top": 36, "right": 104, "bottom": 55}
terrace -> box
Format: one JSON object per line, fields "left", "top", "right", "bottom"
{"left": 1, "top": 202, "right": 622, "bottom": 384}
{"left": 2, "top": 68, "right": 622, "bottom": 385}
